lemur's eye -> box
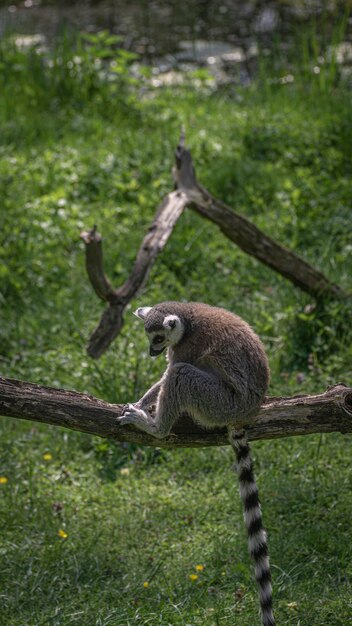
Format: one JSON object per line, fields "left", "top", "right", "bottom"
{"left": 153, "top": 334, "right": 164, "bottom": 344}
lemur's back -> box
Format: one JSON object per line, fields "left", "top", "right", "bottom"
{"left": 168, "top": 302, "right": 270, "bottom": 410}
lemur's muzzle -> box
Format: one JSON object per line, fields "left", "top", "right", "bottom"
{"left": 149, "top": 346, "right": 165, "bottom": 357}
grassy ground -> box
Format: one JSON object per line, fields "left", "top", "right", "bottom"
{"left": 1, "top": 29, "right": 352, "bottom": 625}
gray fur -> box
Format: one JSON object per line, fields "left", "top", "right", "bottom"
{"left": 119, "top": 301, "right": 274, "bottom": 626}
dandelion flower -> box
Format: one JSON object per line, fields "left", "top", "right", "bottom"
{"left": 43, "top": 453, "right": 52, "bottom": 461}
{"left": 120, "top": 468, "right": 130, "bottom": 476}
{"left": 189, "top": 574, "right": 198, "bottom": 582}
{"left": 0, "top": 476, "right": 8, "bottom": 484}
{"left": 195, "top": 564, "right": 204, "bottom": 571}
{"left": 143, "top": 581, "right": 149, "bottom": 588}
{"left": 58, "top": 529, "right": 68, "bottom": 539}
{"left": 287, "top": 602, "right": 298, "bottom": 610}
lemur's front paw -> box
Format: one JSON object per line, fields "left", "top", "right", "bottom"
{"left": 118, "top": 404, "right": 149, "bottom": 426}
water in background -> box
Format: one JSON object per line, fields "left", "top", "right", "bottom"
{"left": 0, "top": 1, "right": 350, "bottom": 82}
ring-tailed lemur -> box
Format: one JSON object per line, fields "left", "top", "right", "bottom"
{"left": 119, "top": 301, "right": 274, "bottom": 626}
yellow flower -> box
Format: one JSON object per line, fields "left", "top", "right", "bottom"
{"left": 120, "top": 468, "right": 130, "bottom": 476}
{"left": 287, "top": 602, "right": 298, "bottom": 610}
{"left": 58, "top": 529, "right": 68, "bottom": 539}
{"left": 189, "top": 574, "right": 198, "bottom": 582}
{"left": 143, "top": 582, "right": 149, "bottom": 588}
{"left": 195, "top": 564, "right": 204, "bottom": 571}
{"left": 43, "top": 453, "right": 52, "bottom": 461}
{"left": 0, "top": 476, "right": 8, "bottom": 484}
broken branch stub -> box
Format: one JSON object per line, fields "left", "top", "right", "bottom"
{"left": 0, "top": 377, "right": 351, "bottom": 448}
{"left": 80, "top": 226, "right": 118, "bottom": 302}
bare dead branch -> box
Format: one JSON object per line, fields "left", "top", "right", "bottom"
{"left": 174, "top": 144, "right": 344, "bottom": 299}
{"left": 82, "top": 135, "right": 346, "bottom": 358}
{"left": 81, "top": 190, "right": 188, "bottom": 358}
{"left": 1, "top": 377, "right": 351, "bottom": 448}
{"left": 80, "top": 226, "right": 117, "bottom": 302}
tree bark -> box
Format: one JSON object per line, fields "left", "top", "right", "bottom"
{"left": 1, "top": 377, "right": 351, "bottom": 448}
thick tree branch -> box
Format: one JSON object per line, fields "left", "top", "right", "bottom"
{"left": 1, "top": 377, "right": 351, "bottom": 448}
{"left": 174, "top": 144, "right": 344, "bottom": 299}
{"left": 80, "top": 190, "right": 188, "bottom": 358}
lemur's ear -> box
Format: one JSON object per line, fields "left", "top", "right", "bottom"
{"left": 163, "top": 314, "right": 179, "bottom": 329}
{"left": 133, "top": 306, "right": 152, "bottom": 320}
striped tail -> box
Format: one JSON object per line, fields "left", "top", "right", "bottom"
{"left": 228, "top": 429, "right": 275, "bottom": 626}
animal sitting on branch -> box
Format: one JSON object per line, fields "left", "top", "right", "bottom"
{"left": 119, "top": 301, "right": 275, "bottom": 626}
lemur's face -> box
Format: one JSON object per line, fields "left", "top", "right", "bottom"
{"left": 147, "top": 328, "right": 169, "bottom": 356}
{"left": 133, "top": 307, "right": 184, "bottom": 357}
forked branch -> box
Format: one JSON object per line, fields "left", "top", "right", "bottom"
{"left": 1, "top": 377, "right": 351, "bottom": 448}
{"left": 82, "top": 136, "right": 345, "bottom": 359}
{"left": 80, "top": 189, "right": 188, "bottom": 358}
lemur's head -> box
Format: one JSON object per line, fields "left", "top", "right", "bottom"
{"left": 134, "top": 304, "right": 184, "bottom": 356}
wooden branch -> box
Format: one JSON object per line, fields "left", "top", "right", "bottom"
{"left": 80, "top": 225, "right": 117, "bottom": 302}
{"left": 174, "top": 145, "right": 344, "bottom": 299}
{"left": 81, "top": 135, "right": 346, "bottom": 359}
{"left": 80, "top": 190, "right": 188, "bottom": 358}
{"left": 1, "top": 377, "right": 351, "bottom": 448}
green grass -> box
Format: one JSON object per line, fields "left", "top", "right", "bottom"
{"left": 1, "top": 426, "right": 352, "bottom": 625}
{"left": 1, "top": 26, "right": 352, "bottom": 626}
